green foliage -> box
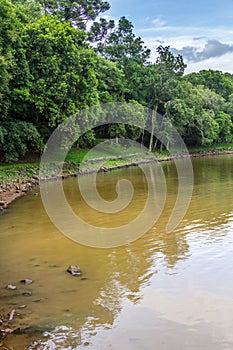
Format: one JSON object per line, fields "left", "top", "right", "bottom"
{"left": 0, "top": 121, "right": 42, "bottom": 162}
{"left": 98, "top": 16, "right": 150, "bottom": 65}
{"left": 37, "top": 0, "right": 113, "bottom": 42}
{"left": 0, "top": 0, "right": 232, "bottom": 163}
{"left": 0, "top": 0, "right": 29, "bottom": 120}
{"left": 106, "top": 100, "right": 145, "bottom": 143}
{"left": 11, "top": 0, "right": 43, "bottom": 21}
{"left": 109, "top": 123, "right": 126, "bottom": 142}
{"left": 95, "top": 55, "right": 126, "bottom": 102}
{"left": 145, "top": 47, "right": 186, "bottom": 115}
{"left": 223, "top": 94, "right": 233, "bottom": 120}
{"left": 156, "top": 45, "right": 186, "bottom": 76}
{"left": 97, "top": 17, "right": 151, "bottom": 107}
{"left": 0, "top": 0, "right": 36, "bottom": 126}
{"left": 216, "top": 111, "right": 233, "bottom": 143}
{"left": 185, "top": 70, "right": 233, "bottom": 101}
{"left": 0, "top": 55, "right": 11, "bottom": 119}
{"left": 77, "top": 130, "right": 96, "bottom": 148}
{"left": 169, "top": 81, "right": 226, "bottom": 146}
{"left": 0, "top": 0, "right": 20, "bottom": 53}
{"left": 121, "top": 60, "right": 149, "bottom": 104}
{"left": 24, "top": 15, "right": 99, "bottom": 128}
{"left": 88, "top": 17, "right": 115, "bottom": 42}
{"left": 39, "top": 0, "right": 110, "bottom": 26}
{"left": 142, "top": 47, "right": 186, "bottom": 151}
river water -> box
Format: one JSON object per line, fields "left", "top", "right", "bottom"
{"left": 0, "top": 155, "right": 233, "bottom": 349}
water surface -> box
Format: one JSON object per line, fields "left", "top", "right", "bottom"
{"left": 0, "top": 155, "right": 233, "bottom": 349}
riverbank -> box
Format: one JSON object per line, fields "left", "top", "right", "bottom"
{"left": 1, "top": 145, "right": 233, "bottom": 213}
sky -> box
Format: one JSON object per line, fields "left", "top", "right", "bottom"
{"left": 105, "top": 0, "right": 233, "bottom": 74}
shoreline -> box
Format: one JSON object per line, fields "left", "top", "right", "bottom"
{"left": 1, "top": 149, "right": 233, "bottom": 213}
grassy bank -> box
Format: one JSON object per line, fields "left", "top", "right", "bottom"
{"left": 0, "top": 142, "right": 233, "bottom": 211}
{"left": 188, "top": 143, "right": 233, "bottom": 154}
{"left": 0, "top": 142, "right": 150, "bottom": 184}
{"left": 1, "top": 142, "right": 233, "bottom": 184}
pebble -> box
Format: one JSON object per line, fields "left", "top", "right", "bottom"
{"left": 7, "top": 284, "right": 17, "bottom": 290}
{"left": 67, "top": 265, "right": 81, "bottom": 276}
{"left": 20, "top": 279, "right": 33, "bottom": 285}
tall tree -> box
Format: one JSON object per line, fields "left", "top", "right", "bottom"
{"left": 145, "top": 46, "right": 186, "bottom": 151}
{"left": 23, "top": 15, "right": 99, "bottom": 133}
{"left": 40, "top": 0, "right": 110, "bottom": 24}
{"left": 37, "top": 0, "right": 114, "bottom": 42}
{"left": 216, "top": 111, "right": 233, "bottom": 143}
{"left": 0, "top": 55, "right": 11, "bottom": 120}
{"left": 95, "top": 55, "right": 125, "bottom": 103}
{"left": 0, "top": 121, "right": 42, "bottom": 162}
{"left": 166, "top": 80, "right": 226, "bottom": 146}
{"left": 97, "top": 16, "right": 151, "bottom": 107}
{"left": 0, "top": 0, "right": 44, "bottom": 162}
{"left": 11, "top": 0, "right": 43, "bottom": 20}
{"left": 98, "top": 16, "right": 151, "bottom": 65}
{"left": 0, "top": 0, "right": 30, "bottom": 120}
{"left": 185, "top": 70, "right": 233, "bottom": 101}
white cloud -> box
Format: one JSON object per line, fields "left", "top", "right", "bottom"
{"left": 92, "top": 12, "right": 233, "bottom": 73}
{"left": 138, "top": 19, "right": 233, "bottom": 73}
{"left": 185, "top": 52, "right": 233, "bottom": 74}
{"left": 171, "top": 39, "right": 233, "bottom": 62}
{"left": 143, "top": 36, "right": 233, "bottom": 73}
{"left": 140, "top": 23, "right": 233, "bottom": 42}
{"left": 152, "top": 17, "right": 166, "bottom": 27}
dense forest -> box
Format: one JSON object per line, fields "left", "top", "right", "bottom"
{"left": 0, "top": 0, "right": 233, "bottom": 162}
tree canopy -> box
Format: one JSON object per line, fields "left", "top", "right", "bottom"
{"left": 0, "top": 0, "right": 232, "bottom": 162}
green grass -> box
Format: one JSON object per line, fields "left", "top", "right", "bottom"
{"left": 187, "top": 143, "right": 233, "bottom": 153}
{"left": 0, "top": 142, "right": 232, "bottom": 184}
{"left": 65, "top": 141, "right": 147, "bottom": 163}
{"left": 153, "top": 149, "right": 170, "bottom": 158}
{"left": 0, "top": 163, "right": 39, "bottom": 183}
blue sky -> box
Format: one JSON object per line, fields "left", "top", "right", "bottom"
{"left": 105, "top": 0, "right": 233, "bottom": 73}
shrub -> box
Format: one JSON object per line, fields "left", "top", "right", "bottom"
{"left": 0, "top": 120, "right": 42, "bottom": 162}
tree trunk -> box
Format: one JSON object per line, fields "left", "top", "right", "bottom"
{"left": 153, "top": 138, "right": 158, "bottom": 151}
{"left": 149, "top": 104, "right": 158, "bottom": 152}
{"left": 201, "top": 130, "right": 205, "bottom": 145}
{"left": 141, "top": 128, "right": 145, "bottom": 148}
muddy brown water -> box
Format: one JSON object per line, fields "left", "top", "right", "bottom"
{"left": 0, "top": 155, "right": 233, "bottom": 349}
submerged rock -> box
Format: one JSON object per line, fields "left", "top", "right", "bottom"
{"left": 32, "top": 174, "right": 39, "bottom": 181}
{"left": 67, "top": 265, "right": 81, "bottom": 276}
{"left": 0, "top": 328, "right": 13, "bottom": 336}
{"left": 0, "top": 201, "right": 6, "bottom": 208}
{"left": 20, "top": 279, "right": 33, "bottom": 285}
{"left": 12, "top": 325, "right": 31, "bottom": 334}
{"left": 7, "top": 284, "right": 17, "bottom": 290}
